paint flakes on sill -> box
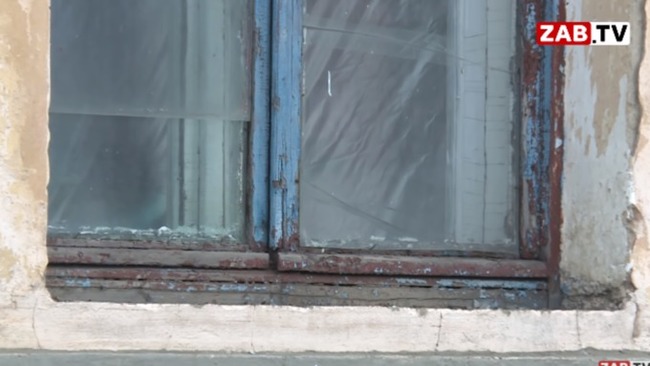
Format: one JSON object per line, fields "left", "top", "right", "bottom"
{"left": 47, "top": 225, "right": 240, "bottom": 243}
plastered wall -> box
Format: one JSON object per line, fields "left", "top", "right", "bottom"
{"left": 0, "top": 0, "right": 49, "bottom": 306}
{"left": 0, "top": 0, "right": 649, "bottom": 353}
{"left": 561, "top": 0, "right": 644, "bottom": 308}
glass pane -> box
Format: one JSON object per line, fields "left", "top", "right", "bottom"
{"left": 50, "top": 0, "right": 251, "bottom": 120}
{"left": 48, "top": 0, "right": 252, "bottom": 240}
{"left": 300, "top": 0, "right": 517, "bottom": 251}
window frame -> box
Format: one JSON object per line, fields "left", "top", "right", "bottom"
{"left": 46, "top": 0, "right": 272, "bottom": 274}
{"left": 46, "top": 0, "right": 565, "bottom": 309}
{"left": 268, "top": 0, "right": 563, "bottom": 289}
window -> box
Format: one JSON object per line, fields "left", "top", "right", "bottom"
{"left": 46, "top": 0, "right": 563, "bottom": 309}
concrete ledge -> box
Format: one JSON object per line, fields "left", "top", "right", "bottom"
{"left": 1, "top": 351, "right": 650, "bottom": 366}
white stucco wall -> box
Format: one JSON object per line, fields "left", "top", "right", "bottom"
{"left": 0, "top": 0, "right": 649, "bottom": 353}
{"left": 560, "top": 0, "right": 643, "bottom": 309}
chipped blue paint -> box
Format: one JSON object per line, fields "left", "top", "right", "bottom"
{"left": 250, "top": 0, "right": 272, "bottom": 246}
{"left": 219, "top": 284, "right": 253, "bottom": 292}
{"left": 525, "top": 3, "right": 538, "bottom": 36}
{"left": 190, "top": 284, "right": 270, "bottom": 293}
{"left": 538, "top": 0, "right": 559, "bottom": 230}
{"left": 395, "top": 278, "right": 429, "bottom": 287}
{"left": 65, "top": 278, "right": 91, "bottom": 288}
{"left": 281, "top": 285, "right": 296, "bottom": 294}
{"left": 517, "top": 290, "right": 530, "bottom": 298}
{"left": 435, "top": 279, "right": 544, "bottom": 290}
{"left": 158, "top": 282, "right": 270, "bottom": 293}
{"left": 521, "top": 0, "right": 560, "bottom": 258}
{"left": 523, "top": 92, "right": 542, "bottom": 181}
{"left": 226, "top": 284, "right": 268, "bottom": 292}
{"left": 269, "top": 0, "right": 302, "bottom": 250}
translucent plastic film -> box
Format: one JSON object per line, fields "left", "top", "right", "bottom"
{"left": 50, "top": 0, "right": 251, "bottom": 120}
{"left": 48, "top": 0, "right": 251, "bottom": 238}
{"left": 300, "top": 0, "right": 518, "bottom": 251}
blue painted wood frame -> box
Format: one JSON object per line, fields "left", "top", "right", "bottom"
{"left": 519, "top": 0, "right": 564, "bottom": 263}
{"left": 267, "top": 0, "right": 564, "bottom": 269}
{"left": 249, "top": 0, "right": 272, "bottom": 247}
{"left": 542, "top": 0, "right": 564, "bottom": 306}
{"left": 269, "top": 0, "right": 302, "bottom": 250}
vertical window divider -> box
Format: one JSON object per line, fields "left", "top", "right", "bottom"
{"left": 519, "top": 0, "right": 564, "bottom": 306}
{"left": 269, "top": 0, "right": 303, "bottom": 251}
{"left": 250, "top": 0, "right": 273, "bottom": 249}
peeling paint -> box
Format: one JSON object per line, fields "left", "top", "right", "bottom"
{"left": 560, "top": 0, "right": 643, "bottom": 307}
{"left": 0, "top": 247, "right": 16, "bottom": 280}
{"left": 0, "top": 0, "right": 648, "bottom": 354}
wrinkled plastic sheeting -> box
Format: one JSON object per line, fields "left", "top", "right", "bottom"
{"left": 300, "top": 0, "right": 518, "bottom": 250}
{"left": 48, "top": 0, "right": 251, "bottom": 237}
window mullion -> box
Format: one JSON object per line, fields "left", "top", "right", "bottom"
{"left": 250, "top": 0, "right": 273, "bottom": 248}
{"left": 269, "top": 0, "right": 303, "bottom": 251}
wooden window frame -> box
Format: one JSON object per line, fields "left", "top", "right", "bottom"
{"left": 47, "top": 0, "right": 565, "bottom": 309}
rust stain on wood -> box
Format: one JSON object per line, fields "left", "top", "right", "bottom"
{"left": 48, "top": 247, "right": 270, "bottom": 270}
{"left": 546, "top": 0, "right": 566, "bottom": 309}
{"left": 46, "top": 266, "right": 548, "bottom": 290}
{"left": 276, "top": 253, "right": 548, "bottom": 278}
{"left": 46, "top": 276, "right": 547, "bottom": 309}
{"left": 47, "top": 236, "right": 265, "bottom": 252}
